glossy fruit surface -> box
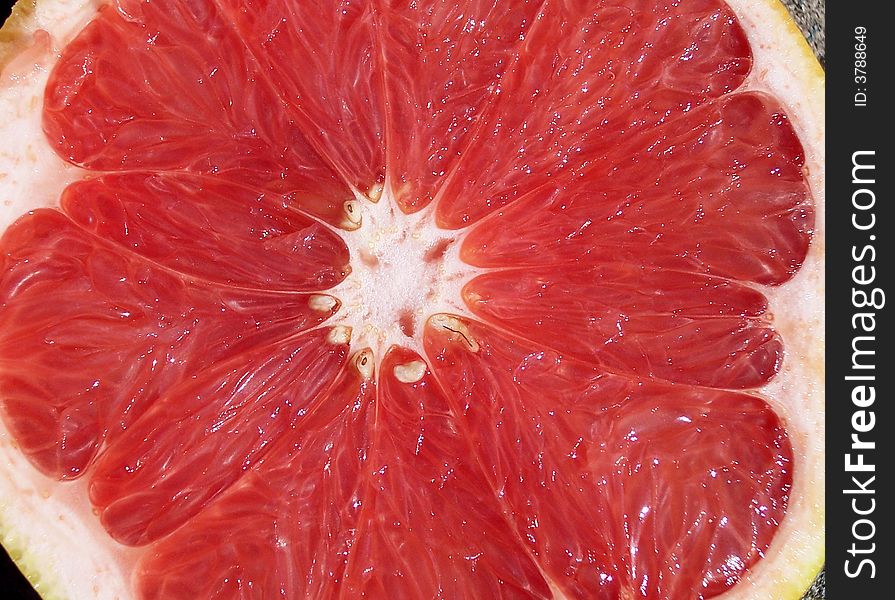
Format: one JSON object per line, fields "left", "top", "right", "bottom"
{"left": 0, "top": 0, "right": 824, "bottom": 598}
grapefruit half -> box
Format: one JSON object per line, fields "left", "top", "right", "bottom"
{"left": 0, "top": 0, "right": 823, "bottom": 598}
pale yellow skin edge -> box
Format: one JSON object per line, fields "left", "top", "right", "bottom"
{"left": 0, "top": 0, "right": 824, "bottom": 599}
{"left": 0, "top": 0, "right": 36, "bottom": 67}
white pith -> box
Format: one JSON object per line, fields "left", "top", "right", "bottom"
{"left": 0, "top": 0, "right": 824, "bottom": 599}
{"left": 713, "top": 1, "right": 825, "bottom": 597}
{"left": 0, "top": 3, "right": 93, "bottom": 232}
{"left": 2, "top": 4, "right": 134, "bottom": 599}
{"left": 327, "top": 186, "right": 478, "bottom": 364}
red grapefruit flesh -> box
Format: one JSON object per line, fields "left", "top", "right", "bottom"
{"left": 0, "top": 0, "right": 824, "bottom": 598}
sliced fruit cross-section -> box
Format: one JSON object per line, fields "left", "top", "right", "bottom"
{"left": 0, "top": 0, "right": 824, "bottom": 598}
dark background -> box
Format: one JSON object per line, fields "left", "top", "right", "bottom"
{"left": 0, "top": 1, "right": 829, "bottom": 599}
{"left": 825, "top": 0, "right": 891, "bottom": 597}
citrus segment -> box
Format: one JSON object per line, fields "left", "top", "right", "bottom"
{"left": 0, "top": 210, "right": 339, "bottom": 480}
{"left": 88, "top": 327, "right": 348, "bottom": 546}
{"left": 460, "top": 92, "right": 812, "bottom": 286}
{"left": 424, "top": 318, "right": 793, "bottom": 598}
{"left": 134, "top": 347, "right": 554, "bottom": 598}
{"left": 375, "top": 0, "right": 544, "bottom": 212}
{"left": 133, "top": 360, "right": 376, "bottom": 599}
{"left": 42, "top": 0, "right": 356, "bottom": 227}
{"left": 216, "top": 0, "right": 386, "bottom": 197}
{"left": 340, "top": 347, "right": 549, "bottom": 598}
{"left": 432, "top": 0, "right": 752, "bottom": 228}
{"left": 464, "top": 265, "right": 780, "bottom": 388}
{"left": 62, "top": 173, "right": 350, "bottom": 291}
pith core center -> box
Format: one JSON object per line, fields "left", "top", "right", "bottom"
{"left": 328, "top": 187, "right": 474, "bottom": 360}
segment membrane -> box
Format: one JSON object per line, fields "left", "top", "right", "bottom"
{"left": 89, "top": 327, "right": 348, "bottom": 546}
{"left": 434, "top": 0, "right": 752, "bottom": 228}
{"left": 424, "top": 319, "right": 792, "bottom": 599}
{"left": 63, "top": 173, "right": 350, "bottom": 292}
{"left": 376, "top": 0, "right": 544, "bottom": 212}
{"left": 0, "top": 211, "right": 338, "bottom": 479}
{"left": 462, "top": 93, "right": 812, "bottom": 286}
{"left": 43, "top": 0, "right": 355, "bottom": 226}
{"left": 465, "top": 264, "right": 781, "bottom": 388}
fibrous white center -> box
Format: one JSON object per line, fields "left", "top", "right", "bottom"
{"left": 329, "top": 187, "right": 475, "bottom": 360}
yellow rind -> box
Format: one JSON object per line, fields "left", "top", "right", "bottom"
{"left": 1, "top": 429, "right": 68, "bottom": 600}
{"left": 0, "top": 525, "right": 64, "bottom": 600}
{"left": 765, "top": 0, "right": 825, "bottom": 82}
{"left": 0, "top": 0, "right": 37, "bottom": 70}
